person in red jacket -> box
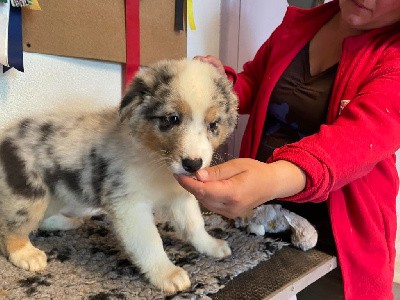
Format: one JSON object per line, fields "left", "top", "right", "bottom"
{"left": 176, "top": 0, "right": 400, "bottom": 299}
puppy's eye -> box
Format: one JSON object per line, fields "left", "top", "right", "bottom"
{"left": 208, "top": 120, "right": 219, "bottom": 134}
{"left": 159, "top": 115, "right": 181, "bottom": 131}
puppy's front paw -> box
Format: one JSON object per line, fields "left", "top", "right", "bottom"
{"left": 149, "top": 265, "right": 191, "bottom": 294}
{"left": 9, "top": 243, "right": 47, "bottom": 271}
{"left": 203, "top": 238, "right": 232, "bottom": 258}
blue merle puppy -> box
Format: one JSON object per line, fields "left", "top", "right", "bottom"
{"left": 0, "top": 59, "right": 238, "bottom": 293}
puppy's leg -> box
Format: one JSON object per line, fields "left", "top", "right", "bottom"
{"left": 170, "top": 194, "right": 231, "bottom": 258}
{"left": 111, "top": 200, "right": 191, "bottom": 293}
{"left": 40, "top": 202, "right": 101, "bottom": 231}
{"left": 39, "top": 197, "right": 102, "bottom": 231}
{"left": 39, "top": 213, "right": 84, "bottom": 231}
{"left": 0, "top": 198, "right": 48, "bottom": 271}
{"left": 39, "top": 198, "right": 82, "bottom": 231}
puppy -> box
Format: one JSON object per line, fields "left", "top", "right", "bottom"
{"left": 0, "top": 59, "right": 238, "bottom": 293}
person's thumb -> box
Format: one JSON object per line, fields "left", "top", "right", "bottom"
{"left": 196, "top": 161, "right": 242, "bottom": 182}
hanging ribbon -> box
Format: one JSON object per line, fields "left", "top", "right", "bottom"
{"left": 26, "top": 0, "right": 41, "bottom": 11}
{"left": 0, "top": 0, "right": 10, "bottom": 68}
{"left": 174, "top": 0, "right": 184, "bottom": 31}
{"left": 125, "top": 0, "right": 140, "bottom": 87}
{"left": 187, "top": 0, "right": 196, "bottom": 30}
{"left": 4, "top": 4, "right": 23, "bottom": 72}
{"left": 11, "top": 0, "right": 32, "bottom": 7}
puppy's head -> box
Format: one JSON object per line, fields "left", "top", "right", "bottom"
{"left": 120, "top": 59, "right": 238, "bottom": 175}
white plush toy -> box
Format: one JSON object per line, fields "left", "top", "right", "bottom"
{"left": 235, "top": 204, "right": 318, "bottom": 251}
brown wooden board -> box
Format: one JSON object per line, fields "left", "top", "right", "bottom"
{"left": 22, "top": 0, "right": 186, "bottom": 64}
{"left": 140, "top": 0, "right": 187, "bottom": 65}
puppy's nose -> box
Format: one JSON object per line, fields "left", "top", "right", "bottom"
{"left": 182, "top": 158, "right": 203, "bottom": 173}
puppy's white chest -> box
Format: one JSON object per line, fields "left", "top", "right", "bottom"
{"left": 127, "top": 168, "right": 187, "bottom": 205}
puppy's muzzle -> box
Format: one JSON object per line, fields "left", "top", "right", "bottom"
{"left": 182, "top": 158, "right": 203, "bottom": 173}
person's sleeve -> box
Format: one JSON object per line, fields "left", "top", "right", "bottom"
{"left": 268, "top": 45, "right": 400, "bottom": 203}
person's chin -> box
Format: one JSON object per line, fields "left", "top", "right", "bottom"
{"left": 344, "top": 14, "right": 370, "bottom": 30}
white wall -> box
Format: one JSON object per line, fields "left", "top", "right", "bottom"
{"left": 237, "top": 0, "right": 288, "bottom": 71}
{"left": 187, "top": 0, "right": 221, "bottom": 58}
{"left": 0, "top": 53, "right": 122, "bottom": 125}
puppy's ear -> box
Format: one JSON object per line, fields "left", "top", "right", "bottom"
{"left": 213, "top": 76, "right": 239, "bottom": 130}
{"left": 120, "top": 74, "right": 150, "bottom": 122}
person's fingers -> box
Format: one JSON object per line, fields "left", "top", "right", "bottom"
{"left": 200, "top": 198, "right": 241, "bottom": 219}
{"left": 200, "top": 200, "right": 229, "bottom": 218}
{"left": 174, "top": 173, "right": 248, "bottom": 219}
{"left": 193, "top": 55, "right": 217, "bottom": 64}
{"left": 195, "top": 160, "right": 245, "bottom": 182}
{"left": 175, "top": 174, "right": 235, "bottom": 200}
{"left": 193, "top": 55, "right": 206, "bottom": 61}
{"left": 193, "top": 55, "right": 225, "bottom": 75}
{"left": 174, "top": 175, "right": 205, "bottom": 197}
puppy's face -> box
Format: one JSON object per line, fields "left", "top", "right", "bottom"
{"left": 120, "top": 59, "right": 238, "bottom": 175}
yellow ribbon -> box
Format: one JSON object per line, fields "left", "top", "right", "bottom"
{"left": 187, "top": 0, "right": 196, "bottom": 30}
{"left": 27, "top": 0, "right": 41, "bottom": 10}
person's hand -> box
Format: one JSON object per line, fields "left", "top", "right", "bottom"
{"left": 193, "top": 55, "right": 225, "bottom": 75}
{"left": 175, "top": 158, "right": 306, "bottom": 219}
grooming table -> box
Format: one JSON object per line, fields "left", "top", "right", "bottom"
{"left": 0, "top": 214, "right": 337, "bottom": 300}
{"left": 212, "top": 246, "right": 337, "bottom": 300}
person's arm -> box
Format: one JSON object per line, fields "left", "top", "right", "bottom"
{"left": 175, "top": 158, "right": 306, "bottom": 219}
{"left": 269, "top": 41, "right": 400, "bottom": 203}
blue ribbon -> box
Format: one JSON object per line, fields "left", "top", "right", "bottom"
{"left": 3, "top": 5, "right": 23, "bottom": 73}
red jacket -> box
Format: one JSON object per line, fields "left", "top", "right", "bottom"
{"left": 226, "top": 1, "right": 400, "bottom": 299}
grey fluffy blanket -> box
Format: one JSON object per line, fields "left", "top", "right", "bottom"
{"left": 0, "top": 214, "right": 286, "bottom": 300}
